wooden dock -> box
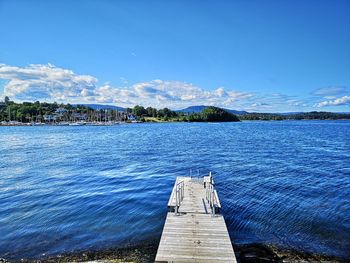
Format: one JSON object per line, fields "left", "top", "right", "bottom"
{"left": 155, "top": 173, "right": 237, "bottom": 263}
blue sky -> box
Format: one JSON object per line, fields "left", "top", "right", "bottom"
{"left": 0, "top": 0, "right": 349, "bottom": 112}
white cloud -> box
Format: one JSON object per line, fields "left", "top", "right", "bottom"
{"left": 314, "top": 96, "right": 350, "bottom": 107}
{"left": 312, "top": 86, "right": 348, "bottom": 97}
{"left": 93, "top": 80, "right": 255, "bottom": 109}
{"left": 312, "top": 86, "right": 350, "bottom": 108}
{"left": 0, "top": 63, "right": 97, "bottom": 101}
{"left": 1, "top": 63, "right": 347, "bottom": 112}
{"left": 0, "top": 63, "right": 257, "bottom": 109}
{"left": 214, "top": 87, "right": 226, "bottom": 97}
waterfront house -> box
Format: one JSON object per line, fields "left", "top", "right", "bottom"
{"left": 127, "top": 114, "right": 137, "bottom": 121}
{"left": 43, "top": 114, "right": 57, "bottom": 122}
{"left": 55, "top": 107, "right": 68, "bottom": 116}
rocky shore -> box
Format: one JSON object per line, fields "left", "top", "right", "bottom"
{"left": 1, "top": 242, "right": 346, "bottom": 263}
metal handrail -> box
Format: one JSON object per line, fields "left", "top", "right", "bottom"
{"left": 205, "top": 177, "right": 218, "bottom": 216}
{"left": 175, "top": 181, "right": 184, "bottom": 215}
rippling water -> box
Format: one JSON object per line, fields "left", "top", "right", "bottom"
{"left": 0, "top": 121, "right": 349, "bottom": 260}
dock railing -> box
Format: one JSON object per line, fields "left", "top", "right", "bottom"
{"left": 175, "top": 181, "right": 184, "bottom": 215}
{"left": 205, "top": 174, "right": 220, "bottom": 216}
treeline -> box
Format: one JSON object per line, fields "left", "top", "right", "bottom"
{"left": 126, "top": 105, "right": 179, "bottom": 121}
{"left": 127, "top": 105, "right": 240, "bottom": 122}
{"left": 240, "top": 112, "right": 350, "bottom": 120}
{"left": 289, "top": 112, "right": 350, "bottom": 120}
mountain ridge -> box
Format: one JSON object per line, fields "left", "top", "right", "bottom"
{"left": 175, "top": 105, "right": 248, "bottom": 115}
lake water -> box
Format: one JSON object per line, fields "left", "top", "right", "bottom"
{"left": 0, "top": 121, "right": 349, "bottom": 260}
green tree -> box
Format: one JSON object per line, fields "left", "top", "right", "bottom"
{"left": 4, "top": 96, "right": 10, "bottom": 105}
{"left": 201, "top": 106, "right": 240, "bottom": 122}
{"left": 146, "top": 107, "right": 158, "bottom": 117}
{"left": 188, "top": 113, "right": 202, "bottom": 122}
{"left": 132, "top": 105, "right": 147, "bottom": 117}
{"left": 157, "top": 109, "right": 164, "bottom": 118}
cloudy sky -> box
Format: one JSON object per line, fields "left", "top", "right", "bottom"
{"left": 0, "top": 0, "right": 349, "bottom": 112}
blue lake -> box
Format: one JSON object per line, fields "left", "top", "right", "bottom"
{"left": 0, "top": 121, "right": 349, "bottom": 260}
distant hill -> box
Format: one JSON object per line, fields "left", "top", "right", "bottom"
{"left": 225, "top": 109, "right": 249, "bottom": 115}
{"left": 176, "top": 105, "right": 248, "bottom": 115}
{"left": 260, "top": 111, "right": 350, "bottom": 116}
{"left": 239, "top": 111, "right": 350, "bottom": 120}
{"left": 75, "top": 104, "right": 125, "bottom": 111}
{"left": 277, "top": 112, "right": 304, "bottom": 115}
{"left": 175, "top": 105, "right": 207, "bottom": 113}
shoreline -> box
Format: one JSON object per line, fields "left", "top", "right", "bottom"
{"left": 2, "top": 242, "right": 346, "bottom": 263}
